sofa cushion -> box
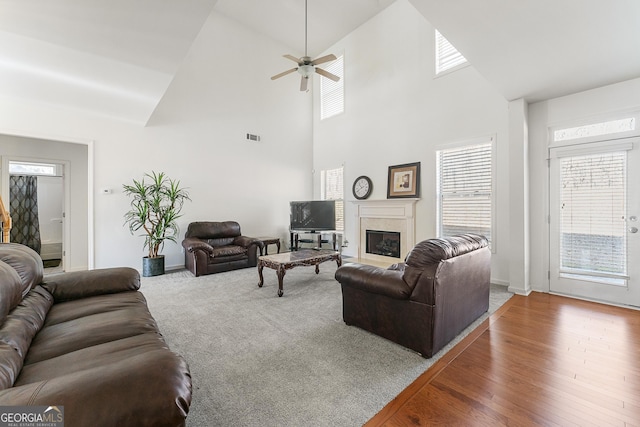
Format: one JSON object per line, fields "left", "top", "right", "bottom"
{"left": 207, "top": 237, "right": 236, "bottom": 247}
{"left": 0, "top": 243, "right": 43, "bottom": 297}
{"left": 2, "top": 347, "right": 191, "bottom": 427}
{"left": 185, "top": 221, "right": 241, "bottom": 240}
{"left": 0, "top": 287, "right": 53, "bottom": 390}
{"left": 0, "top": 287, "right": 52, "bottom": 360}
{"left": 0, "top": 343, "right": 22, "bottom": 390}
{"left": 25, "top": 291, "right": 159, "bottom": 365}
{"left": 16, "top": 334, "right": 168, "bottom": 385}
{"left": 211, "top": 245, "right": 246, "bottom": 258}
{"left": 42, "top": 267, "right": 140, "bottom": 302}
{"left": 0, "top": 262, "right": 23, "bottom": 327}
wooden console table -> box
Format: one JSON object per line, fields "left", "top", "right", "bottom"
{"left": 257, "top": 249, "right": 342, "bottom": 297}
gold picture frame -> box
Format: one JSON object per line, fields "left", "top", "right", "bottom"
{"left": 387, "top": 162, "right": 420, "bottom": 198}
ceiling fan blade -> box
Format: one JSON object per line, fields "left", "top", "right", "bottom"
{"left": 315, "top": 67, "right": 340, "bottom": 82}
{"left": 300, "top": 76, "right": 309, "bottom": 91}
{"left": 271, "top": 68, "right": 298, "bottom": 80}
{"left": 311, "top": 54, "right": 337, "bottom": 66}
{"left": 283, "top": 54, "right": 301, "bottom": 64}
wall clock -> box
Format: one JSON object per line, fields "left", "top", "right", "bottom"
{"left": 352, "top": 176, "right": 373, "bottom": 200}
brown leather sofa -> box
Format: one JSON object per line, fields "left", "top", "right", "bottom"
{"left": 182, "top": 221, "right": 263, "bottom": 277}
{"left": 335, "top": 234, "right": 490, "bottom": 358}
{"left": 0, "top": 243, "right": 192, "bottom": 426}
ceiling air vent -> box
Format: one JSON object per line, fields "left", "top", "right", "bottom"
{"left": 246, "top": 133, "right": 261, "bottom": 142}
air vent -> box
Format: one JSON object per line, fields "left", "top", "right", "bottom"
{"left": 246, "top": 133, "right": 261, "bottom": 142}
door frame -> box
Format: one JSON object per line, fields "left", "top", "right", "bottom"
{"left": 0, "top": 131, "right": 94, "bottom": 270}
{"left": 1, "top": 157, "right": 70, "bottom": 270}
{"left": 546, "top": 111, "right": 640, "bottom": 307}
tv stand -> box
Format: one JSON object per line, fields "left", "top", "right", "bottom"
{"left": 290, "top": 230, "right": 338, "bottom": 251}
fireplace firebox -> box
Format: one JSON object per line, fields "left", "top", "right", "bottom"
{"left": 366, "top": 230, "right": 401, "bottom": 258}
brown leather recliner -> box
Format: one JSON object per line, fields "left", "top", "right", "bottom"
{"left": 182, "top": 221, "right": 263, "bottom": 277}
{"left": 334, "top": 234, "right": 490, "bottom": 358}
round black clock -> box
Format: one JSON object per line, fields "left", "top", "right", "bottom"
{"left": 352, "top": 176, "right": 373, "bottom": 200}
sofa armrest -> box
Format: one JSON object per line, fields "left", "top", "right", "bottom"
{"left": 41, "top": 267, "right": 140, "bottom": 302}
{"left": 335, "top": 263, "right": 411, "bottom": 300}
{"left": 182, "top": 237, "right": 214, "bottom": 255}
{"left": 233, "top": 235, "right": 264, "bottom": 251}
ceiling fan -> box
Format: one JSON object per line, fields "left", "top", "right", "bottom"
{"left": 270, "top": 0, "right": 340, "bottom": 91}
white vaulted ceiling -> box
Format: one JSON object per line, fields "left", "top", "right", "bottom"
{"left": 0, "top": 0, "right": 395, "bottom": 125}
{"left": 0, "top": 0, "right": 639, "bottom": 125}
{"left": 214, "top": 0, "right": 397, "bottom": 59}
{"left": 408, "top": 0, "right": 640, "bottom": 102}
{"left": 0, "top": 0, "right": 219, "bottom": 125}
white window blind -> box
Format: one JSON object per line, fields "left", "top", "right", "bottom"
{"left": 320, "top": 55, "right": 344, "bottom": 120}
{"left": 321, "top": 166, "right": 344, "bottom": 231}
{"left": 559, "top": 151, "right": 627, "bottom": 279}
{"left": 437, "top": 141, "right": 493, "bottom": 245}
{"left": 435, "top": 30, "right": 467, "bottom": 75}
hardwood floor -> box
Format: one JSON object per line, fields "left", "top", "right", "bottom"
{"left": 365, "top": 292, "right": 640, "bottom": 426}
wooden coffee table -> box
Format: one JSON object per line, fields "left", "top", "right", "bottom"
{"left": 257, "top": 249, "right": 342, "bottom": 297}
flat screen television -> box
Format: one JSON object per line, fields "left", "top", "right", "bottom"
{"left": 290, "top": 200, "right": 336, "bottom": 232}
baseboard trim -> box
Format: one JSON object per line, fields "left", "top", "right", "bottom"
{"left": 490, "top": 278, "right": 509, "bottom": 287}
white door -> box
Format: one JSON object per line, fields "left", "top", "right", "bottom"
{"left": 37, "top": 175, "right": 64, "bottom": 269}
{"left": 550, "top": 138, "right": 640, "bottom": 307}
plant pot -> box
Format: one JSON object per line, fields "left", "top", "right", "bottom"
{"left": 143, "top": 255, "right": 165, "bottom": 277}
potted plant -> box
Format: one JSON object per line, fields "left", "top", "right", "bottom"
{"left": 123, "top": 171, "right": 190, "bottom": 277}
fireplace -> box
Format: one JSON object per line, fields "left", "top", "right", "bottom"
{"left": 366, "top": 230, "right": 401, "bottom": 258}
{"left": 353, "top": 198, "right": 417, "bottom": 262}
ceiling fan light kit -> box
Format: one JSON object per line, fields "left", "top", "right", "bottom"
{"left": 271, "top": 0, "right": 340, "bottom": 91}
{"left": 298, "top": 64, "right": 314, "bottom": 78}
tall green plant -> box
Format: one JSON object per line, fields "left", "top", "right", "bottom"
{"left": 123, "top": 171, "right": 190, "bottom": 258}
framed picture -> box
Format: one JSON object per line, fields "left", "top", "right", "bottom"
{"left": 387, "top": 162, "right": 421, "bottom": 198}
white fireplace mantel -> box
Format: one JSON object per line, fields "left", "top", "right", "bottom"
{"left": 352, "top": 198, "right": 418, "bottom": 262}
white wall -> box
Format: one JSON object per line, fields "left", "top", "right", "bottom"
{"left": 0, "top": 11, "right": 314, "bottom": 271}
{"left": 528, "top": 77, "right": 640, "bottom": 292}
{"left": 312, "top": 0, "right": 511, "bottom": 284}
{"left": 0, "top": 135, "right": 88, "bottom": 270}
{"left": 2, "top": 1, "right": 635, "bottom": 288}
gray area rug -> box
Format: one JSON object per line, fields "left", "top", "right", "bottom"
{"left": 140, "top": 262, "right": 512, "bottom": 427}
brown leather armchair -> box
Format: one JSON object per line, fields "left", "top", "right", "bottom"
{"left": 335, "top": 234, "right": 490, "bottom": 358}
{"left": 182, "top": 221, "right": 263, "bottom": 277}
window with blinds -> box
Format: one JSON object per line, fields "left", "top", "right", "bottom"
{"left": 321, "top": 166, "right": 344, "bottom": 231}
{"left": 320, "top": 55, "right": 344, "bottom": 120}
{"left": 435, "top": 30, "right": 467, "bottom": 75}
{"left": 559, "top": 151, "right": 627, "bottom": 280}
{"left": 437, "top": 141, "right": 493, "bottom": 246}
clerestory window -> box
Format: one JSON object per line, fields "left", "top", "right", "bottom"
{"left": 320, "top": 55, "right": 344, "bottom": 120}
{"left": 435, "top": 30, "right": 467, "bottom": 75}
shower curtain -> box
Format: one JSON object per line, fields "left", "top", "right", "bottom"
{"left": 9, "top": 175, "right": 41, "bottom": 254}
